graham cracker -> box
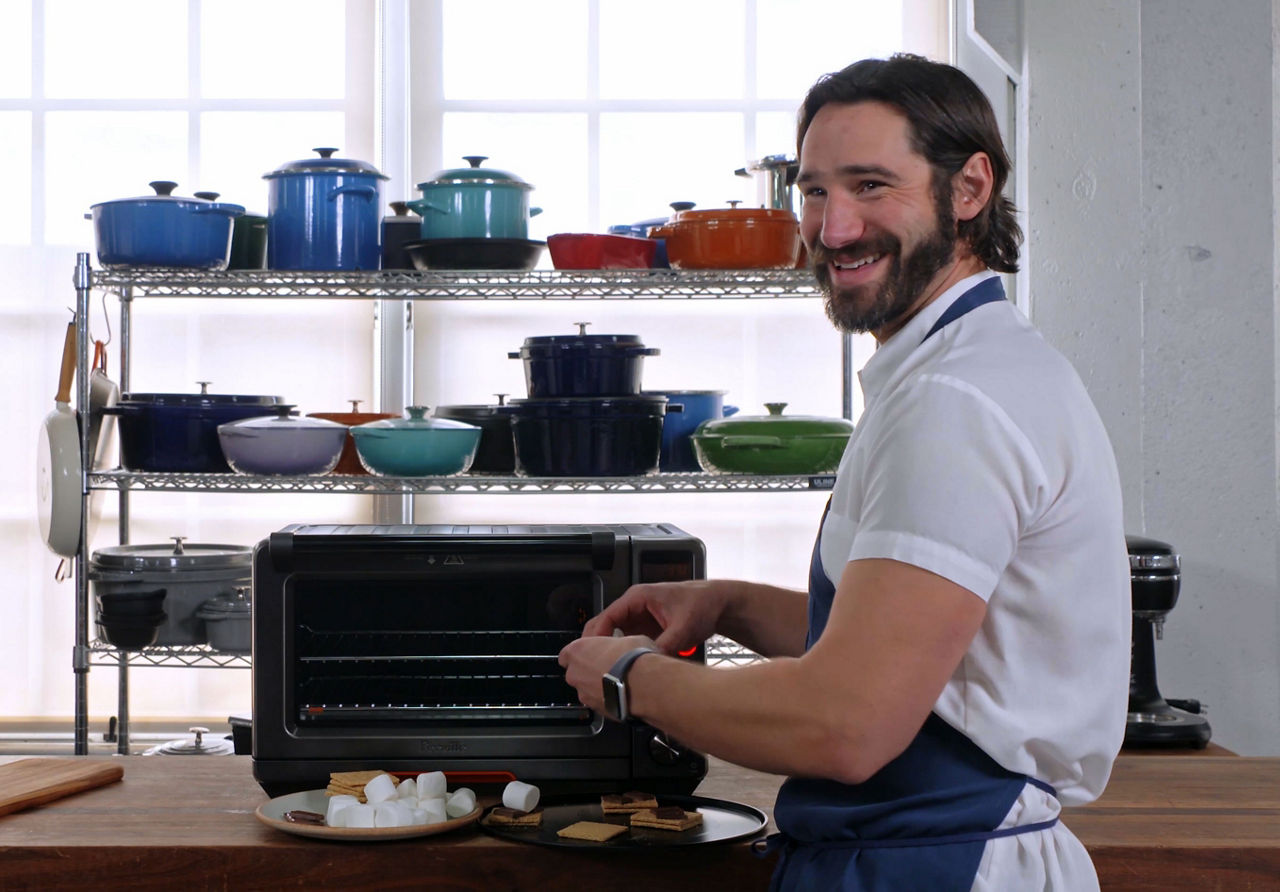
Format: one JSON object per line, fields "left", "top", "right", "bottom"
{"left": 556, "top": 820, "right": 629, "bottom": 842}
{"left": 600, "top": 790, "right": 659, "bottom": 814}
{"left": 482, "top": 806, "right": 544, "bottom": 830}
{"left": 629, "top": 806, "right": 703, "bottom": 832}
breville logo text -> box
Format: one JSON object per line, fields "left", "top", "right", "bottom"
{"left": 421, "top": 741, "right": 466, "bottom": 754}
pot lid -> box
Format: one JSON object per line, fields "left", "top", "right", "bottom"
{"left": 265, "top": 147, "right": 387, "bottom": 179}
{"left": 505, "top": 394, "right": 668, "bottom": 411}
{"left": 668, "top": 202, "right": 797, "bottom": 224}
{"left": 197, "top": 586, "right": 252, "bottom": 617}
{"left": 352, "top": 406, "right": 480, "bottom": 432}
{"left": 695, "top": 402, "right": 852, "bottom": 437}
{"left": 434, "top": 395, "right": 512, "bottom": 419}
{"left": 518, "top": 322, "right": 648, "bottom": 351}
{"left": 219, "top": 404, "right": 346, "bottom": 433}
{"left": 143, "top": 725, "right": 235, "bottom": 756}
{"left": 119, "top": 383, "right": 282, "bottom": 408}
{"left": 308, "top": 399, "right": 398, "bottom": 425}
{"left": 419, "top": 155, "right": 533, "bottom": 190}
{"left": 90, "top": 536, "right": 252, "bottom": 572}
{"left": 91, "top": 181, "right": 245, "bottom": 214}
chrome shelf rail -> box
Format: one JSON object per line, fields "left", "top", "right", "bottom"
{"left": 88, "top": 642, "right": 250, "bottom": 669}
{"left": 89, "top": 268, "right": 821, "bottom": 300}
{"left": 89, "top": 470, "right": 837, "bottom": 494}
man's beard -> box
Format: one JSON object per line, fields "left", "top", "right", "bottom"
{"left": 812, "top": 192, "right": 958, "bottom": 335}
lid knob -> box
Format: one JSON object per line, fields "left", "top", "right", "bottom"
{"left": 494, "top": 393, "right": 508, "bottom": 406}
{"left": 189, "top": 726, "right": 208, "bottom": 746}
{"left": 348, "top": 399, "right": 363, "bottom": 412}
{"left": 313, "top": 147, "right": 338, "bottom": 158}
{"left": 233, "top": 586, "right": 249, "bottom": 602}
{"left": 462, "top": 155, "right": 488, "bottom": 168}
{"left": 406, "top": 406, "right": 430, "bottom": 420}
{"left": 764, "top": 402, "right": 787, "bottom": 416}
{"left": 170, "top": 535, "right": 187, "bottom": 555}
{"left": 193, "top": 191, "right": 220, "bottom": 201}
{"left": 727, "top": 199, "right": 742, "bottom": 209}
{"left": 670, "top": 200, "right": 696, "bottom": 212}
{"left": 196, "top": 381, "right": 211, "bottom": 394}
{"left": 271, "top": 404, "right": 297, "bottom": 420}
{"left": 149, "top": 181, "right": 178, "bottom": 196}
{"left": 573, "top": 322, "right": 591, "bottom": 336}
{"left": 389, "top": 201, "right": 409, "bottom": 216}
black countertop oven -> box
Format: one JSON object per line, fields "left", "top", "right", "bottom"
{"left": 251, "top": 523, "right": 708, "bottom": 797}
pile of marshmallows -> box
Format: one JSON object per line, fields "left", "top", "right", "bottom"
{"left": 325, "top": 771, "right": 542, "bottom": 829}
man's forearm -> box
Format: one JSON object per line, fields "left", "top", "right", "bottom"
{"left": 715, "top": 580, "right": 809, "bottom": 658}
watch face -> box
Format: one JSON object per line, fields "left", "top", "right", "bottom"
{"left": 602, "top": 676, "right": 624, "bottom": 721}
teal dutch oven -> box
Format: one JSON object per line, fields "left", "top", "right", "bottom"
{"left": 406, "top": 156, "right": 542, "bottom": 240}
{"left": 349, "top": 407, "right": 481, "bottom": 476}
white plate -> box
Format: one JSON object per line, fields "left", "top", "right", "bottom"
{"left": 255, "top": 789, "right": 482, "bottom": 842}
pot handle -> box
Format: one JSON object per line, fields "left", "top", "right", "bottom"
{"left": 508, "top": 351, "right": 521, "bottom": 359}
{"left": 405, "top": 198, "right": 449, "bottom": 216}
{"left": 624, "top": 346, "right": 661, "bottom": 357}
{"left": 721, "top": 435, "right": 785, "bottom": 450}
{"left": 649, "top": 224, "right": 672, "bottom": 238}
{"left": 723, "top": 404, "right": 740, "bottom": 417}
{"left": 329, "top": 185, "right": 378, "bottom": 203}
{"left": 529, "top": 206, "right": 543, "bottom": 218}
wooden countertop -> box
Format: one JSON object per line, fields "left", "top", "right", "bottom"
{"left": 0, "top": 753, "right": 1276, "bottom": 891}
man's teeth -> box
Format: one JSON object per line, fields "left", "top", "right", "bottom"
{"left": 833, "top": 254, "right": 881, "bottom": 270}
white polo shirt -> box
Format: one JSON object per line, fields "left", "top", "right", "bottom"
{"left": 818, "top": 271, "right": 1130, "bottom": 887}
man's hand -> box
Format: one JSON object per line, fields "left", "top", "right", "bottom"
{"left": 558, "top": 634, "right": 657, "bottom": 714}
{"left": 581, "top": 580, "right": 726, "bottom": 655}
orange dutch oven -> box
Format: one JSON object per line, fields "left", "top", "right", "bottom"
{"left": 649, "top": 204, "right": 801, "bottom": 269}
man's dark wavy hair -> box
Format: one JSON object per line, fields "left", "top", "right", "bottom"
{"left": 797, "top": 54, "right": 1021, "bottom": 273}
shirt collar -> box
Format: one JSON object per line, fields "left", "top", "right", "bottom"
{"left": 857, "top": 270, "right": 1001, "bottom": 407}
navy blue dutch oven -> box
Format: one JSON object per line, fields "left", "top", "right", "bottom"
{"left": 642, "top": 389, "right": 738, "bottom": 472}
{"left": 501, "top": 395, "right": 667, "bottom": 477}
{"left": 102, "top": 386, "right": 284, "bottom": 473}
{"left": 89, "top": 182, "right": 244, "bottom": 269}
{"left": 508, "top": 323, "right": 660, "bottom": 398}
{"left": 264, "top": 148, "right": 387, "bottom": 270}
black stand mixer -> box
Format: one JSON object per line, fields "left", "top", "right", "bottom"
{"left": 1124, "top": 535, "right": 1212, "bottom": 748}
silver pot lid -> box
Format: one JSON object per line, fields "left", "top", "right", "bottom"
{"left": 143, "top": 725, "right": 235, "bottom": 756}
{"left": 218, "top": 404, "right": 347, "bottom": 434}
{"left": 197, "top": 587, "right": 252, "bottom": 617}
{"left": 90, "top": 536, "right": 251, "bottom": 572}
{"left": 265, "top": 147, "right": 387, "bottom": 179}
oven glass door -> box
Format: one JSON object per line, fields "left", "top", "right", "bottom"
{"left": 288, "top": 572, "right": 596, "bottom": 729}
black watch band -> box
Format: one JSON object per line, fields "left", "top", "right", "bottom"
{"left": 601, "top": 646, "right": 658, "bottom": 722}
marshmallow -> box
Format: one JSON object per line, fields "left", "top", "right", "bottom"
{"left": 343, "top": 803, "right": 375, "bottom": 828}
{"left": 445, "top": 788, "right": 477, "bottom": 818}
{"left": 502, "top": 780, "right": 541, "bottom": 813}
{"left": 415, "top": 771, "right": 448, "bottom": 800}
{"left": 325, "top": 794, "right": 359, "bottom": 827}
{"left": 374, "top": 801, "right": 410, "bottom": 828}
{"left": 396, "top": 778, "right": 418, "bottom": 800}
{"left": 410, "top": 807, "right": 429, "bottom": 826}
{"left": 421, "top": 798, "right": 448, "bottom": 825}
{"left": 363, "top": 772, "right": 398, "bottom": 805}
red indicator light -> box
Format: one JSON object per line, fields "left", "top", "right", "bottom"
{"left": 677, "top": 646, "right": 697, "bottom": 658}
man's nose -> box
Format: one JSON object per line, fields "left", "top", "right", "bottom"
{"left": 820, "top": 194, "right": 866, "bottom": 248}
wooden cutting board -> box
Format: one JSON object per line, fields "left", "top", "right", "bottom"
{"left": 0, "top": 759, "right": 124, "bottom": 817}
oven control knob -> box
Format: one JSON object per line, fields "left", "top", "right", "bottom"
{"left": 648, "top": 731, "right": 684, "bottom": 766}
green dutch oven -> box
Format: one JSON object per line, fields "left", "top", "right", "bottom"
{"left": 690, "top": 402, "right": 852, "bottom": 475}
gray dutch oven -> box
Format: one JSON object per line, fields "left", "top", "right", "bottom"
{"left": 406, "top": 156, "right": 542, "bottom": 240}
{"left": 197, "top": 586, "right": 252, "bottom": 655}
{"left": 89, "top": 536, "right": 252, "bottom": 647}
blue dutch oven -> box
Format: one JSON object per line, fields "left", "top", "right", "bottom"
{"left": 643, "top": 390, "right": 738, "bottom": 472}
{"left": 89, "top": 182, "right": 244, "bottom": 269}
{"left": 406, "top": 156, "right": 542, "bottom": 240}
{"left": 264, "top": 148, "right": 387, "bottom": 270}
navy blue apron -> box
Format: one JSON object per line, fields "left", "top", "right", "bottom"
{"left": 759, "top": 277, "right": 1058, "bottom": 891}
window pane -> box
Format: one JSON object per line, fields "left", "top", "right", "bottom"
{"left": 45, "top": 111, "right": 187, "bottom": 246}
{"left": 201, "top": 112, "right": 347, "bottom": 213}
{"left": 443, "top": 0, "right": 587, "bottom": 100}
{"left": 441, "top": 113, "right": 587, "bottom": 242}
{"left": 0, "top": 0, "right": 31, "bottom": 97}
{"left": 202, "top": 0, "right": 345, "bottom": 99}
{"left": 44, "top": 0, "right": 187, "bottom": 98}
{"left": 0, "top": 113, "right": 31, "bottom": 245}
{"left": 600, "top": 1, "right": 744, "bottom": 100}
{"left": 599, "top": 112, "right": 747, "bottom": 227}
{"left": 756, "top": 0, "right": 903, "bottom": 100}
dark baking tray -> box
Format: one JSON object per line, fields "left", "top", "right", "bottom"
{"left": 478, "top": 794, "right": 767, "bottom": 850}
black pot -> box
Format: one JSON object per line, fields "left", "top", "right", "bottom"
{"left": 503, "top": 395, "right": 666, "bottom": 477}
{"left": 96, "top": 611, "right": 166, "bottom": 650}
{"left": 509, "top": 324, "right": 659, "bottom": 398}
{"left": 228, "top": 213, "right": 268, "bottom": 270}
{"left": 381, "top": 202, "right": 421, "bottom": 270}
{"left": 403, "top": 237, "right": 544, "bottom": 271}
{"left": 103, "top": 388, "right": 284, "bottom": 473}
{"left": 95, "top": 588, "right": 165, "bottom": 618}
{"left": 433, "top": 397, "right": 516, "bottom": 473}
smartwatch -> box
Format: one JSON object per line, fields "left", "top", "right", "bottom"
{"left": 601, "top": 646, "right": 658, "bottom": 722}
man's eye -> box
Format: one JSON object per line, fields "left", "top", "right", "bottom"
{"left": 801, "top": 186, "right": 826, "bottom": 199}
{"left": 859, "top": 181, "right": 885, "bottom": 193}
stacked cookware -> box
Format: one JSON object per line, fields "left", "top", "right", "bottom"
{"left": 503, "top": 323, "right": 666, "bottom": 476}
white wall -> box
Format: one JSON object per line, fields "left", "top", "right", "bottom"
{"left": 1013, "top": 0, "right": 1280, "bottom": 754}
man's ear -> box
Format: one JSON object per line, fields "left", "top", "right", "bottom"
{"left": 952, "top": 152, "right": 994, "bottom": 223}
